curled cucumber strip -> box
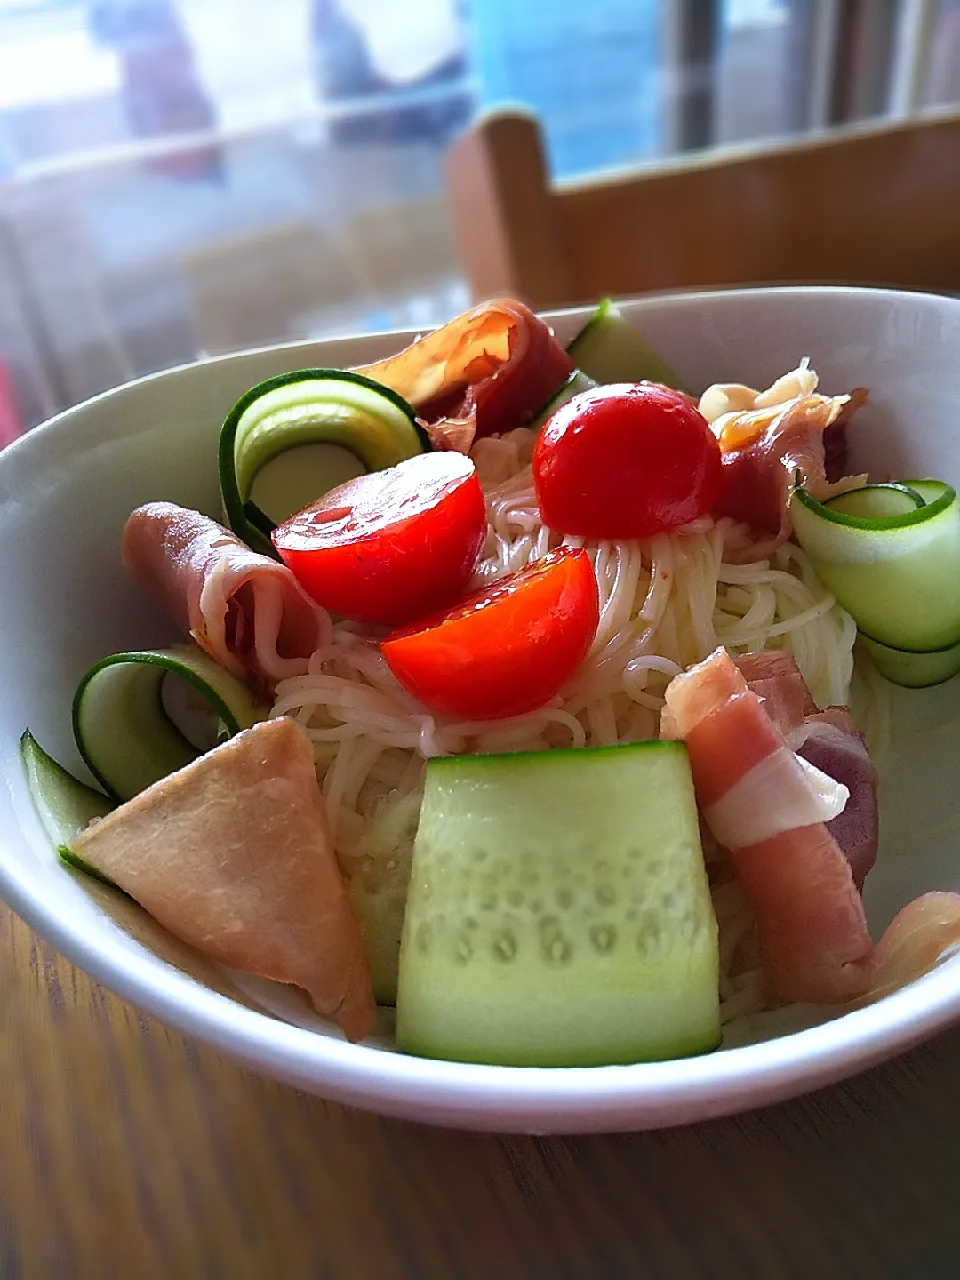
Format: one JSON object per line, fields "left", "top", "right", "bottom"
{"left": 20, "top": 730, "right": 120, "bottom": 884}
{"left": 530, "top": 369, "right": 597, "bottom": 431}
{"left": 220, "top": 369, "right": 428, "bottom": 555}
{"left": 566, "top": 299, "right": 685, "bottom": 390}
{"left": 72, "top": 645, "right": 267, "bottom": 801}
{"left": 858, "top": 633, "right": 960, "bottom": 689}
{"left": 790, "top": 479, "right": 960, "bottom": 654}
{"left": 20, "top": 729, "right": 114, "bottom": 844}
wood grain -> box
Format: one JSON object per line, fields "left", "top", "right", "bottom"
{"left": 445, "top": 108, "right": 960, "bottom": 309}
{"left": 2, "top": 900, "right": 960, "bottom": 1278}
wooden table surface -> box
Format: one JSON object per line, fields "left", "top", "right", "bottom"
{"left": 3, "top": 901, "right": 960, "bottom": 1279}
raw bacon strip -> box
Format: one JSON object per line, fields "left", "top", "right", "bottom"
{"left": 71, "top": 717, "right": 376, "bottom": 1042}
{"left": 664, "top": 647, "right": 874, "bottom": 1003}
{"left": 357, "top": 299, "right": 573, "bottom": 452}
{"left": 123, "top": 502, "right": 330, "bottom": 693}
{"left": 733, "top": 652, "right": 879, "bottom": 887}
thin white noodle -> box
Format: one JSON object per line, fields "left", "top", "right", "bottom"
{"left": 272, "top": 412, "right": 878, "bottom": 1030}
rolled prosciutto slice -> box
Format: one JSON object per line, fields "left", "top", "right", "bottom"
{"left": 698, "top": 364, "right": 867, "bottom": 550}
{"left": 868, "top": 893, "right": 960, "bottom": 1002}
{"left": 664, "top": 647, "right": 869, "bottom": 1003}
{"left": 123, "top": 502, "right": 330, "bottom": 693}
{"left": 732, "top": 652, "right": 879, "bottom": 888}
{"left": 357, "top": 298, "right": 573, "bottom": 452}
{"left": 70, "top": 717, "right": 376, "bottom": 1042}
{"left": 665, "top": 647, "right": 960, "bottom": 1004}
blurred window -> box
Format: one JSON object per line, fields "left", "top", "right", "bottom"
{"left": 926, "top": 0, "right": 960, "bottom": 106}
{"left": 0, "top": 0, "right": 956, "bottom": 431}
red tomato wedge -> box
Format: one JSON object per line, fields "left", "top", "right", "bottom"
{"left": 381, "top": 547, "right": 600, "bottom": 720}
{"left": 272, "top": 452, "right": 487, "bottom": 626}
{"left": 533, "top": 382, "right": 724, "bottom": 539}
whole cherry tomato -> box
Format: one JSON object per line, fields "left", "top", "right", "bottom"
{"left": 272, "top": 452, "right": 487, "bottom": 626}
{"left": 532, "top": 382, "right": 724, "bottom": 539}
{"left": 381, "top": 547, "right": 599, "bottom": 720}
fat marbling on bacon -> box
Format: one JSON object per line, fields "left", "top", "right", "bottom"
{"left": 123, "top": 501, "right": 331, "bottom": 694}
{"left": 357, "top": 298, "right": 573, "bottom": 453}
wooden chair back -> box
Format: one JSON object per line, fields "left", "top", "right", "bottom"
{"left": 445, "top": 107, "right": 960, "bottom": 309}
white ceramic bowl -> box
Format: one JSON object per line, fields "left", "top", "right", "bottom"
{"left": 3, "top": 286, "right": 960, "bottom": 1134}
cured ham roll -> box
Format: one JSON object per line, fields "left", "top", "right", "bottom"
{"left": 699, "top": 363, "right": 868, "bottom": 551}
{"left": 665, "top": 647, "right": 960, "bottom": 1006}
{"left": 123, "top": 502, "right": 330, "bottom": 693}
{"left": 733, "top": 651, "right": 879, "bottom": 889}
{"left": 664, "top": 647, "right": 875, "bottom": 1003}
{"left": 359, "top": 298, "right": 574, "bottom": 452}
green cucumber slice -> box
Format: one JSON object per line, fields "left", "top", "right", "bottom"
{"left": 566, "top": 299, "right": 685, "bottom": 389}
{"left": 220, "top": 369, "right": 429, "bottom": 555}
{"left": 73, "top": 646, "right": 267, "bottom": 801}
{"left": 859, "top": 632, "right": 960, "bottom": 688}
{"left": 903, "top": 479, "right": 953, "bottom": 506}
{"left": 529, "top": 369, "right": 597, "bottom": 430}
{"left": 822, "top": 483, "right": 925, "bottom": 521}
{"left": 396, "top": 741, "right": 720, "bottom": 1067}
{"left": 20, "top": 730, "right": 114, "bottom": 846}
{"left": 790, "top": 479, "right": 960, "bottom": 651}
{"left": 248, "top": 442, "right": 367, "bottom": 524}
{"left": 19, "top": 731, "right": 119, "bottom": 885}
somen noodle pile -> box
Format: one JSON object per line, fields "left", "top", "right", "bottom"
{"left": 271, "top": 364, "right": 863, "bottom": 1028}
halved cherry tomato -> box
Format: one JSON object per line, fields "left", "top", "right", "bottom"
{"left": 381, "top": 547, "right": 599, "bottom": 720}
{"left": 533, "top": 382, "right": 724, "bottom": 539}
{"left": 272, "top": 452, "right": 487, "bottom": 626}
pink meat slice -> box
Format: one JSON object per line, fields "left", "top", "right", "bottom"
{"left": 794, "top": 709, "right": 879, "bottom": 890}
{"left": 733, "top": 650, "right": 816, "bottom": 735}
{"left": 665, "top": 649, "right": 874, "bottom": 1003}
{"left": 868, "top": 893, "right": 960, "bottom": 1001}
{"left": 732, "top": 653, "right": 879, "bottom": 888}
{"left": 665, "top": 647, "right": 960, "bottom": 1004}
{"left": 713, "top": 389, "right": 868, "bottom": 551}
{"left": 123, "top": 502, "right": 330, "bottom": 694}
{"left": 357, "top": 298, "right": 573, "bottom": 452}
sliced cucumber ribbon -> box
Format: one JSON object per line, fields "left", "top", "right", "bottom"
{"left": 565, "top": 299, "right": 685, "bottom": 390}
{"left": 20, "top": 730, "right": 114, "bottom": 843}
{"left": 857, "top": 633, "right": 960, "bottom": 689}
{"left": 791, "top": 479, "right": 960, "bottom": 685}
{"left": 220, "top": 368, "right": 428, "bottom": 555}
{"left": 72, "top": 645, "right": 267, "bottom": 801}
{"left": 20, "top": 730, "right": 120, "bottom": 884}
{"left": 530, "top": 369, "right": 597, "bottom": 430}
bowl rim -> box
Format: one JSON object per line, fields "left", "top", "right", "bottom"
{"left": 4, "top": 829, "right": 960, "bottom": 1130}
{"left": 4, "top": 283, "right": 960, "bottom": 1132}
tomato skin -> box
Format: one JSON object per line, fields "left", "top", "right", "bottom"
{"left": 381, "top": 547, "right": 599, "bottom": 720}
{"left": 272, "top": 452, "right": 487, "bottom": 626}
{"left": 532, "top": 382, "right": 724, "bottom": 539}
